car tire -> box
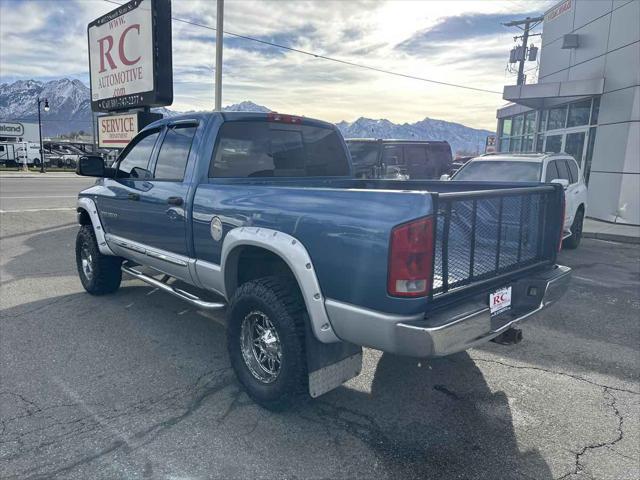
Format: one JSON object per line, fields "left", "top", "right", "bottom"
{"left": 75, "top": 225, "right": 122, "bottom": 295}
{"left": 563, "top": 207, "right": 584, "bottom": 250}
{"left": 227, "top": 276, "right": 307, "bottom": 411}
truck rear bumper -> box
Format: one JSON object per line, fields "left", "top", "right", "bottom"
{"left": 326, "top": 264, "right": 571, "bottom": 358}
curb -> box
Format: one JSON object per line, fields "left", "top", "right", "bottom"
{"left": 583, "top": 232, "right": 640, "bottom": 244}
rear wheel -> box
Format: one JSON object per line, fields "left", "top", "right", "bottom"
{"left": 563, "top": 207, "right": 584, "bottom": 250}
{"left": 227, "top": 276, "right": 307, "bottom": 410}
{"left": 75, "top": 225, "right": 122, "bottom": 294}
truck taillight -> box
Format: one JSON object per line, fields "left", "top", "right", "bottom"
{"left": 558, "top": 193, "right": 566, "bottom": 252}
{"left": 388, "top": 216, "right": 434, "bottom": 297}
{"left": 267, "top": 112, "right": 302, "bottom": 124}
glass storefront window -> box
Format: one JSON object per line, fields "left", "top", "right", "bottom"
{"left": 535, "top": 134, "right": 544, "bottom": 152}
{"left": 524, "top": 112, "right": 536, "bottom": 134}
{"left": 584, "top": 127, "right": 597, "bottom": 185}
{"left": 567, "top": 99, "right": 592, "bottom": 128}
{"left": 522, "top": 135, "right": 534, "bottom": 152}
{"left": 499, "top": 138, "right": 510, "bottom": 152}
{"left": 510, "top": 137, "right": 522, "bottom": 152}
{"left": 548, "top": 106, "right": 567, "bottom": 130}
{"left": 545, "top": 134, "right": 562, "bottom": 153}
{"left": 502, "top": 118, "right": 512, "bottom": 136}
{"left": 512, "top": 114, "right": 524, "bottom": 136}
{"left": 591, "top": 97, "right": 600, "bottom": 125}
{"left": 539, "top": 110, "right": 548, "bottom": 132}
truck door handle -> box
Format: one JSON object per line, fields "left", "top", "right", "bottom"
{"left": 167, "top": 196, "right": 184, "bottom": 206}
{"left": 128, "top": 192, "right": 140, "bottom": 201}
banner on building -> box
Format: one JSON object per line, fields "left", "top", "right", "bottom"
{"left": 88, "top": 0, "right": 173, "bottom": 113}
{"left": 485, "top": 135, "right": 497, "bottom": 153}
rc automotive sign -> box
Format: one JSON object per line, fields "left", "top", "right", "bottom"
{"left": 88, "top": 0, "right": 172, "bottom": 112}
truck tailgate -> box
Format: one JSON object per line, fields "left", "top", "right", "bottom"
{"left": 431, "top": 185, "right": 564, "bottom": 299}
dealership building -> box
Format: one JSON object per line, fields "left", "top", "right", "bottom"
{"left": 497, "top": 0, "right": 639, "bottom": 225}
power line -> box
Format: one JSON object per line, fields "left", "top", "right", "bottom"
{"left": 103, "top": 0, "right": 501, "bottom": 95}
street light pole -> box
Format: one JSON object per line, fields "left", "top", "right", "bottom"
{"left": 214, "top": 0, "right": 224, "bottom": 110}
{"left": 37, "top": 97, "right": 49, "bottom": 173}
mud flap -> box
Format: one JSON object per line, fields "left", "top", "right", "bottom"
{"left": 305, "top": 322, "right": 362, "bottom": 398}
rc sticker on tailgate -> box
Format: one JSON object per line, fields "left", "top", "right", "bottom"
{"left": 490, "top": 286, "right": 512, "bottom": 316}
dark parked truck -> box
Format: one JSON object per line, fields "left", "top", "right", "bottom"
{"left": 75, "top": 112, "right": 571, "bottom": 410}
{"left": 346, "top": 138, "right": 453, "bottom": 180}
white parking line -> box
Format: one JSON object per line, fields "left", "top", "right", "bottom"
{"left": 1, "top": 196, "right": 77, "bottom": 199}
{"left": 0, "top": 207, "right": 76, "bottom": 213}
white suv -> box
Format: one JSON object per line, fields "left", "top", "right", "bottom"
{"left": 447, "top": 153, "right": 588, "bottom": 249}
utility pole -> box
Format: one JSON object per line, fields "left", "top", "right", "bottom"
{"left": 214, "top": 0, "right": 224, "bottom": 110}
{"left": 503, "top": 16, "right": 543, "bottom": 85}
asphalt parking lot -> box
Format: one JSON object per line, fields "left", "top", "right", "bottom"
{"left": 1, "top": 175, "right": 639, "bottom": 480}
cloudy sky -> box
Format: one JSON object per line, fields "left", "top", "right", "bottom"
{"left": 0, "top": 0, "right": 552, "bottom": 130}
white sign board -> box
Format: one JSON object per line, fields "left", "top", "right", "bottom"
{"left": 98, "top": 113, "right": 139, "bottom": 148}
{"left": 88, "top": 0, "right": 172, "bottom": 112}
{"left": 89, "top": 1, "right": 153, "bottom": 105}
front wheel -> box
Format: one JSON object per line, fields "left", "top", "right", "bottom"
{"left": 227, "top": 276, "right": 307, "bottom": 411}
{"left": 75, "top": 225, "right": 122, "bottom": 294}
{"left": 563, "top": 208, "right": 584, "bottom": 250}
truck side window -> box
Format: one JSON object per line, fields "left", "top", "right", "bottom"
{"left": 153, "top": 125, "right": 197, "bottom": 181}
{"left": 555, "top": 159, "right": 571, "bottom": 182}
{"left": 567, "top": 159, "right": 580, "bottom": 184}
{"left": 116, "top": 130, "right": 160, "bottom": 179}
{"left": 545, "top": 161, "right": 559, "bottom": 182}
{"left": 210, "top": 121, "right": 349, "bottom": 178}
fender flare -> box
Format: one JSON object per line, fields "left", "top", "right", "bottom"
{"left": 77, "top": 197, "right": 115, "bottom": 256}
{"left": 221, "top": 227, "right": 340, "bottom": 344}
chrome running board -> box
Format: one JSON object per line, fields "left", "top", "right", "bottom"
{"left": 121, "top": 261, "right": 226, "bottom": 310}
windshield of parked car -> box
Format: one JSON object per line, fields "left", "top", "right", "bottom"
{"left": 452, "top": 160, "right": 542, "bottom": 182}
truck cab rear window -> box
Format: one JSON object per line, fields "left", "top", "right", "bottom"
{"left": 210, "top": 121, "right": 349, "bottom": 178}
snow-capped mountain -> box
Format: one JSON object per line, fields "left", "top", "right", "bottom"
{"left": 0, "top": 78, "right": 92, "bottom": 136}
{"left": 0, "top": 78, "right": 493, "bottom": 153}
{"left": 223, "top": 101, "right": 271, "bottom": 113}
{"left": 336, "top": 117, "right": 493, "bottom": 154}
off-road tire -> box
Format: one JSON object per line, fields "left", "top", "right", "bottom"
{"left": 563, "top": 207, "right": 584, "bottom": 250}
{"left": 227, "top": 276, "right": 307, "bottom": 411}
{"left": 75, "top": 225, "right": 122, "bottom": 295}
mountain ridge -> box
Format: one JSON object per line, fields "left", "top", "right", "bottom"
{"left": 0, "top": 78, "right": 493, "bottom": 153}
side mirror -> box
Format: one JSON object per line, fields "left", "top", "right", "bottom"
{"left": 77, "top": 155, "right": 105, "bottom": 177}
{"left": 440, "top": 174, "right": 451, "bottom": 181}
{"left": 550, "top": 178, "right": 569, "bottom": 190}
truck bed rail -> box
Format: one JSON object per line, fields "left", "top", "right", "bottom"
{"left": 431, "top": 185, "right": 563, "bottom": 299}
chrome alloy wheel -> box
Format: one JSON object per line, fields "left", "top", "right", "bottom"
{"left": 240, "top": 310, "right": 282, "bottom": 384}
{"left": 80, "top": 245, "right": 94, "bottom": 281}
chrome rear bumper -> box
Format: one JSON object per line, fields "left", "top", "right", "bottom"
{"left": 326, "top": 265, "right": 571, "bottom": 358}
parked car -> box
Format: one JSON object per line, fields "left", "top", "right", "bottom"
{"left": 346, "top": 139, "right": 452, "bottom": 180}
{"left": 75, "top": 112, "right": 570, "bottom": 410}
{"left": 444, "top": 153, "right": 588, "bottom": 249}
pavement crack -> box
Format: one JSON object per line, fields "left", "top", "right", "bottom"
{"left": 472, "top": 356, "right": 639, "bottom": 395}
{"left": 555, "top": 388, "right": 625, "bottom": 480}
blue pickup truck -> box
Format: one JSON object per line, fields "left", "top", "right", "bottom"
{"left": 75, "top": 111, "right": 571, "bottom": 410}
